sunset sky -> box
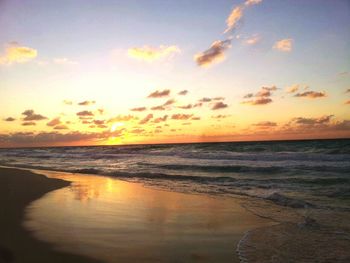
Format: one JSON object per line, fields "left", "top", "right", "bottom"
{"left": 1, "top": 0, "right": 349, "bottom": 147}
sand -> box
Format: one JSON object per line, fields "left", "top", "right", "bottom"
{"left": 0, "top": 167, "right": 101, "bottom": 263}
{"left": 0, "top": 167, "right": 275, "bottom": 262}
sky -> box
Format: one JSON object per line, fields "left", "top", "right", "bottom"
{"left": 0, "top": 0, "right": 349, "bottom": 147}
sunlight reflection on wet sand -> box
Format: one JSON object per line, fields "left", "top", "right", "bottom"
{"left": 24, "top": 170, "right": 273, "bottom": 263}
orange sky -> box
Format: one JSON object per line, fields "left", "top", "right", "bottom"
{"left": 1, "top": 0, "right": 349, "bottom": 147}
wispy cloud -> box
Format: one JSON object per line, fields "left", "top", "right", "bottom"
{"left": 130, "top": 107, "right": 147, "bottom": 112}
{"left": 147, "top": 89, "right": 171, "bottom": 98}
{"left": 253, "top": 121, "right": 277, "bottom": 127}
{"left": 171, "top": 114, "right": 193, "bottom": 120}
{"left": 108, "top": 115, "right": 138, "bottom": 123}
{"left": 78, "top": 100, "right": 96, "bottom": 106}
{"left": 53, "top": 58, "right": 78, "bottom": 65}
{"left": 150, "top": 105, "right": 166, "bottom": 111}
{"left": 63, "top": 100, "right": 73, "bottom": 105}
{"left": 47, "top": 117, "right": 61, "bottom": 127}
{"left": 244, "top": 35, "right": 261, "bottom": 45}
{"left": 0, "top": 42, "right": 37, "bottom": 65}
{"left": 128, "top": 45, "right": 180, "bottom": 62}
{"left": 224, "top": 0, "right": 263, "bottom": 33}
{"left": 273, "top": 38, "right": 293, "bottom": 52}
{"left": 194, "top": 39, "right": 232, "bottom": 67}
{"left": 285, "top": 84, "right": 302, "bottom": 93}
{"left": 224, "top": 6, "right": 244, "bottom": 34}
{"left": 294, "top": 91, "right": 326, "bottom": 99}
{"left": 153, "top": 115, "right": 168, "bottom": 123}
{"left": 139, "top": 114, "right": 153, "bottom": 124}
{"left": 292, "top": 115, "right": 333, "bottom": 126}
{"left": 178, "top": 104, "right": 193, "bottom": 109}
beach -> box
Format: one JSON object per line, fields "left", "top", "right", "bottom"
{"left": 0, "top": 167, "right": 101, "bottom": 263}
{"left": 0, "top": 167, "right": 276, "bottom": 263}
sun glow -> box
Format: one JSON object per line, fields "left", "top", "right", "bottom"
{"left": 110, "top": 122, "right": 124, "bottom": 132}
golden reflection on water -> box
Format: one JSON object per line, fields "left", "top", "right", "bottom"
{"left": 24, "top": 170, "right": 273, "bottom": 263}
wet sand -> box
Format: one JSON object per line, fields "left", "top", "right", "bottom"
{"left": 17, "top": 168, "right": 275, "bottom": 263}
{"left": 0, "top": 167, "right": 101, "bottom": 263}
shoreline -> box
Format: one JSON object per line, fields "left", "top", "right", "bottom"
{"left": 2, "top": 166, "right": 349, "bottom": 262}
{"left": 1, "top": 166, "right": 276, "bottom": 262}
{"left": 0, "top": 167, "right": 101, "bottom": 263}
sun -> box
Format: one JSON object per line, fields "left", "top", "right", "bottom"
{"left": 110, "top": 122, "right": 124, "bottom": 132}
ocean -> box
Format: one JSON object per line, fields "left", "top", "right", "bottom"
{"left": 1, "top": 139, "right": 349, "bottom": 210}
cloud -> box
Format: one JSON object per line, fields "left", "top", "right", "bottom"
{"left": 0, "top": 130, "right": 123, "bottom": 146}
{"left": 78, "top": 100, "right": 96, "bottom": 106}
{"left": 0, "top": 42, "right": 37, "bottom": 65}
{"left": 243, "top": 93, "right": 254, "bottom": 99}
{"left": 63, "top": 100, "right": 73, "bottom": 105}
{"left": 273, "top": 38, "right": 293, "bottom": 52}
{"left": 131, "top": 107, "right": 147, "bottom": 112}
{"left": 54, "top": 125, "right": 69, "bottom": 130}
{"left": 294, "top": 91, "right": 326, "bottom": 99}
{"left": 224, "top": 6, "right": 244, "bottom": 33}
{"left": 127, "top": 45, "right": 180, "bottom": 62}
{"left": 98, "top": 108, "right": 104, "bottom": 115}
{"left": 171, "top": 114, "right": 193, "bottom": 120}
{"left": 139, "top": 114, "right": 153, "bottom": 124}
{"left": 345, "top": 100, "right": 350, "bottom": 105}
{"left": 212, "top": 115, "right": 229, "bottom": 119}
{"left": 47, "top": 117, "right": 61, "bottom": 127}
{"left": 253, "top": 121, "right": 277, "bottom": 127}
{"left": 178, "top": 90, "right": 188, "bottom": 95}
{"left": 224, "top": 0, "right": 262, "bottom": 33}
{"left": 153, "top": 115, "right": 168, "bottom": 123}
{"left": 194, "top": 39, "right": 232, "bottom": 67}
{"left": 76, "top": 110, "right": 94, "bottom": 117}
{"left": 150, "top": 98, "right": 176, "bottom": 111}
{"left": 147, "top": 89, "right": 171, "bottom": 98}
{"left": 192, "top": 117, "right": 201, "bottom": 120}
{"left": 293, "top": 115, "right": 333, "bottom": 125}
{"left": 242, "top": 86, "right": 276, "bottom": 105}
{"left": 22, "top": 110, "right": 47, "bottom": 121}
{"left": 53, "top": 58, "right": 78, "bottom": 65}
{"left": 108, "top": 115, "right": 138, "bottom": 123}
{"left": 345, "top": 89, "right": 350, "bottom": 93}
{"left": 211, "top": 101, "right": 228, "bottom": 110}
{"left": 244, "top": 35, "right": 260, "bottom": 45}
{"left": 244, "top": 97, "right": 272, "bottom": 105}
{"left": 22, "top": 121, "right": 36, "bottom": 126}
{"left": 245, "top": 0, "right": 263, "bottom": 6}
{"left": 199, "top": 97, "right": 212, "bottom": 103}
{"left": 151, "top": 105, "right": 166, "bottom": 111}
{"left": 130, "top": 128, "right": 145, "bottom": 134}
{"left": 4, "top": 117, "right": 15, "bottom": 122}
{"left": 286, "top": 84, "right": 300, "bottom": 93}
{"left": 163, "top": 99, "right": 176, "bottom": 106}
{"left": 178, "top": 104, "right": 193, "bottom": 109}
{"left": 93, "top": 120, "right": 105, "bottom": 125}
